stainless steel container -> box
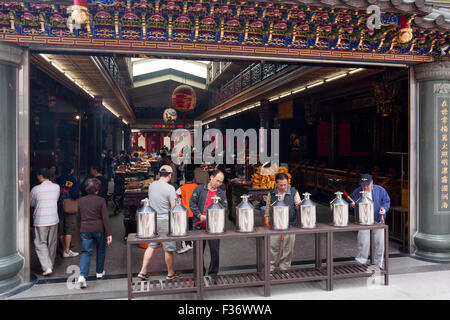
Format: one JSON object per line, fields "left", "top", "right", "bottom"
{"left": 271, "top": 194, "right": 290, "bottom": 230}
{"left": 206, "top": 196, "right": 226, "bottom": 234}
{"left": 355, "top": 190, "right": 375, "bottom": 225}
{"left": 169, "top": 197, "right": 189, "bottom": 236}
{"left": 300, "top": 192, "right": 317, "bottom": 229}
{"left": 136, "top": 198, "right": 158, "bottom": 238}
{"left": 330, "top": 191, "right": 349, "bottom": 227}
{"left": 236, "top": 194, "right": 255, "bottom": 233}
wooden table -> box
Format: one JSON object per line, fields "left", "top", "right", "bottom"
{"left": 127, "top": 233, "right": 202, "bottom": 299}
{"left": 263, "top": 224, "right": 331, "bottom": 294}
{"left": 126, "top": 229, "right": 268, "bottom": 300}
{"left": 126, "top": 223, "right": 389, "bottom": 299}
{"left": 327, "top": 223, "right": 389, "bottom": 290}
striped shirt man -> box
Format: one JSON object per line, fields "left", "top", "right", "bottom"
{"left": 30, "top": 180, "right": 60, "bottom": 227}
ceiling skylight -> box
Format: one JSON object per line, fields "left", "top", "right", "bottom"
{"left": 133, "top": 59, "right": 209, "bottom": 79}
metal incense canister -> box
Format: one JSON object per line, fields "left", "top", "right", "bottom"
{"left": 300, "top": 192, "right": 317, "bottom": 229}
{"left": 271, "top": 194, "right": 290, "bottom": 231}
{"left": 330, "top": 191, "right": 349, "bottom": 227}
{"left": 206, "top": 196, "right": 226, "bottom": 234}
{"left": 355, "top": 190, "right": 375, "bottom": 225}
{"left": 236, "top": 194, "right": 255, "bottom": 233}
{"left": 136, "top": 198, "right": 158, "bottom": 238}
{"left": 169, "top": 197, "right": 189, "bottom": 236}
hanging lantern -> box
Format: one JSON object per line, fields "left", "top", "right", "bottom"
{"left": 303, "top": 97, "right": 318, "bottom": 125}
{"left": 33, "top": 116, "right": 40, "bottom": 126}
{"left": 48, "top": 95, "right": 56, "bottom": 108}
{"left": 163, "top": 107, "right": 178, "bottom": 124}
{"left": 373, "top": 73, "right": 398, "bottom": 117}
{"left": 172, "top": 85, "right": 196, "bottom": 113}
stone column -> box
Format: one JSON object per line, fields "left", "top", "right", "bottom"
{"left": 414, "top": 62, "right": 450, "bottom": 261}
{"left": 0, "top": 43, "right": 25, "bottom": 293}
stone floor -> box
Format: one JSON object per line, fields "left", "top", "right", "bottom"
{"left": 7, "top": 255, "right": 450, "bottom": 300}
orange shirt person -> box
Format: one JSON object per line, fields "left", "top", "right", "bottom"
{"left": 175, "top": 170, "right": 197, "bottom": 254}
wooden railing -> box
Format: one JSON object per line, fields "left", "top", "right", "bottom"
{"left": 209, "top": 62, "right": 289, "bottom": 108}
{"left": 294, "top": 163, "right": 403, "bottom": 206}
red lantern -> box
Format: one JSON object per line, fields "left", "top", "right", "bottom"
{"left": 172, "top": 85, "right": 196, "bottom": 113}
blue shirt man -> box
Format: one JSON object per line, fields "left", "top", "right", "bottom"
{"left": 350, "top": 175, "right": 390, "bottom": 223}
{"left": 351, "top": 174, "right": 390, "bottom": 268}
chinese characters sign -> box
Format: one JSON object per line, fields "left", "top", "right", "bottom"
{"left": 438, "top": 96, "right": 450, "bottom": 211}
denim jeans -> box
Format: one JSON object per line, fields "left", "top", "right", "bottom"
{"left": 79, "top": 232, "right": 107, "bottom": 278}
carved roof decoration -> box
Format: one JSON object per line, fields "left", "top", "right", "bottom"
{"left": 0, "top": 0, "right": 449, "bottom": 60}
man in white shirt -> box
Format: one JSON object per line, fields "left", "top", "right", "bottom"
{"left": 30, "top": 168, "right": 61, "bottom": 276}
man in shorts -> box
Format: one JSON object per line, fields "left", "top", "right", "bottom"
{"left": 137, "top": 165, "right": 181, "bottom": 281}
{"left": 57, "top": 163, "right": 80, "bottom": 258}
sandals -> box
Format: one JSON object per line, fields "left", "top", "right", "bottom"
{"left": 137, "top": 272, "right": 150, "bottom": 280}
{"left": 138, "top": 271, "right": 182, "bottom": 280}
{"left": 166, "top": 272, "right": 181, "bottom": 280}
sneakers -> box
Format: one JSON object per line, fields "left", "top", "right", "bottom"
{"left": 177, "top": 243, "right": 193, "bottom": 254}
{"left": 137, "top": 272, "right": 150, "bottom": 280}
{"left": 77, "top": 276, "right": 87, "bottom": 289}
{"left": 63, "top": 250, "right": 79, "bottom": 258}
{"left": 166, "top": 272, "right": 181, "bottom": 280}
{"left": 42, "top": 268, "right": 52, "bottom": 276}
{"left": 96, "top": 270, "right": 105, "bottom": 279}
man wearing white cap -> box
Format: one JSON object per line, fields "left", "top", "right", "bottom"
{"left": 137, "top": 165, "right": 181, "bottom": 281}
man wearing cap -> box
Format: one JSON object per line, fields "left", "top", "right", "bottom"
{"left": 350, "top": 174, "right": 390, "bottom": 268}
{"left": 137, "top": 165, "right": 181, "bottom": 281}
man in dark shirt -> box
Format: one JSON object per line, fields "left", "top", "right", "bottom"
{"left": 57, "top": 162, "right": 80, "bottom": 258}
{"left": 88, "top": 164, "right": 108, "bottom": 201}
{"left": 117, "top": 150, "right": 131, "bottom": 166}
{"left": 131, "top": 152, "right": 143, "bottom": 162}
{"left": 105, "top": 150, "right": 113, "bottom": 182}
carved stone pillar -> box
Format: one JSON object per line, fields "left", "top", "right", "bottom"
{"left": 414, "top": 62, "right": 450, "bottom": 261}
{"left": 0, "top": 42, "right": 26, "bottom": 293}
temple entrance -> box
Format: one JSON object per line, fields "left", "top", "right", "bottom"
{"left": 27, "top": 51, "right": 411, "bottom": 282}
{"left": 3, "top": 0, "right": 448, "bottom": 296}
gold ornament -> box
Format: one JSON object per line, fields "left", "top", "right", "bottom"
{"left": 398, "top": 27, "right": 413, "bottom": 44}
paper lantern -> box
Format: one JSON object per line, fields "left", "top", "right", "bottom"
{"left": 163, "top": 108, "right": 178, "bottom": 123}
{"left": 172, "top": 85, "right": 196, "bottom": 112}
{"left": 48, "top": 95, "right": 56, "bottom": 108}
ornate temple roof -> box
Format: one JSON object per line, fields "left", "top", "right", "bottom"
{"left": 0, "top": 0, "right": 448, "bottom": 61}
